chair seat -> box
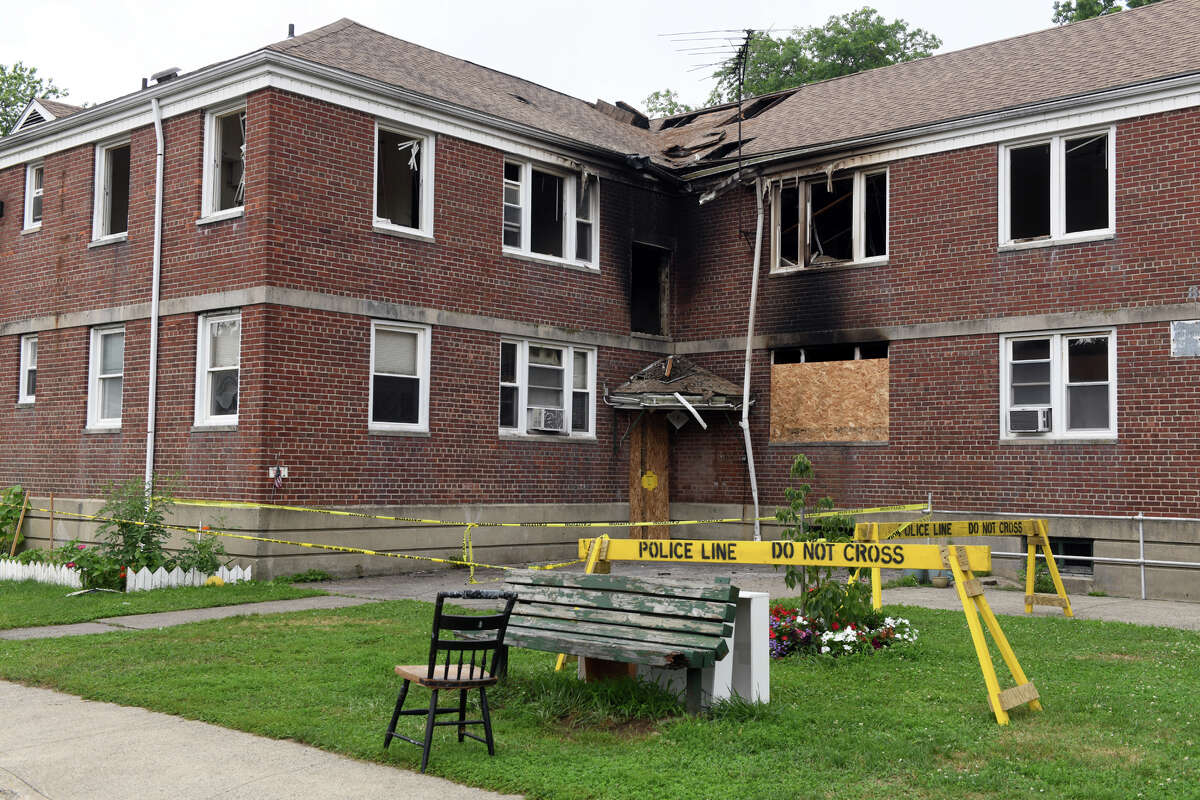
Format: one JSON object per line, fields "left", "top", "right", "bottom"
{"left": 395, "top": 663, "right": 497, "bottom": 687}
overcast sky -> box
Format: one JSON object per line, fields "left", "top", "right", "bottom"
{"left": 5, "top": 1, "right": 1064, "bottom": 112}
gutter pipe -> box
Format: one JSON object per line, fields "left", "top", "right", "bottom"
{"left": 740, "top": 178, "right": 765, "bottom": 540}
{"left": 145, "top": 98, "right": 164, "bottom": 490}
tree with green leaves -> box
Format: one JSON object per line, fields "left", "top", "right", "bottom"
{"left": 642, "top": 8, "right": 941, "bottom": 114}
{"left": 0, "top": 62, "right": 66, "bottom": 136}
{"left": 1052, "top": 0, "right": 1161, "bottom": 24}
{"left": 642, "top": 89, "right": 693, "bottom": 118}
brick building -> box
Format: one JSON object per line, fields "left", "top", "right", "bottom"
{"left": 2, "top": 4, "right": 1198, "bottom": 595}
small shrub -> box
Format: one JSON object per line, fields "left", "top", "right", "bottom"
{"left": 174, "top": 530, "right": 227, "bottom": 574}
{"left": 0, "top": 485, "right": 27, "bottom": 555}
{"left": 882, "top": 574, "right": 919, "bottom": 589}
{"left": 94, "top": 477, "right": 175, "bottom": 573}
{"left": 1034, "top": 562, "right": 1055, "bottom": 593}
{"left": 274, "top": 568, "right": 332, "bottom": 584}
{"left": 60, "top": 541, "right": 125, "bottom": 590}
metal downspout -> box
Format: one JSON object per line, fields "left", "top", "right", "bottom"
{"left": 145, "top": 99, "right": 165, "bottom": 489}
{"left": 740, "top": 178, "right": 765, "bottom": 540}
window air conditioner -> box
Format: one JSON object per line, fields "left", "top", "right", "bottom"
{"left": 1009, "top": 407, "right": 1052, "bottom": 433}
{"left": 527, "top": 406, "right": 566, "bottom": 432}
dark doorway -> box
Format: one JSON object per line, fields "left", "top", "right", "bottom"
{"left": 631, "top": 243, "right": 669, "bottom": 335}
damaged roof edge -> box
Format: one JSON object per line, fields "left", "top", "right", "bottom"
{"left": 0, "top": 48, "right": 651, "bottom": 173}
{"left": 675, "top": 67, "right": 1200, "bottom": 183}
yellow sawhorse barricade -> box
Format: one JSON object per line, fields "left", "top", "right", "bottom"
{"left": 853, "top": 519, "right": 1073, "bottom": 617}
{"left": 578, "top": 535, "right": 1042, "bottom": 726}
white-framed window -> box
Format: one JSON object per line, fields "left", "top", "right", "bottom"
{"left": 24, "top": 162, "right": 44, "bottom": 230}
{"left": 999, "top": 127, "right": 1115, "bottom": 248}
{"left": 374, "top": 122, "right": 434, "bottom": 236}
{"left": 369, "top": 321, "right": 431, "bottom": 432}
{"left": 771, "top": 168, "right": 888, "bottom": 270}
{"left": 499, "top": 339, "right": 595, "bottom": 437}
{"left": 18, "top": 334, "right": 37, "bottom": 404}
{"left": 92, "top": 140, "right": 130, "bottom": 241}
{"left": 999, "top": 329, "right": 1116, "bottom": 440}
{"left": 195, "top": 312, "right": 241, "bottom": 426}
{"left": 201, "top": 104, "right": 246, "bottom": 219}
{"left": 87, "top": 326, "right": 124, "bottom": 429}
{"left": 502, "top": 160, "right": 598, "bottom": 268}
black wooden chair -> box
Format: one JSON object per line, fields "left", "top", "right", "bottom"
{"left": 383, "top": 589, "right": 517, "bottom": 772}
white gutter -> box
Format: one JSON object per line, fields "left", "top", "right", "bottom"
{"left": 145, "top": 98, "right": 165, "bottom": 489}
{"left": 740, "top": 178, "right": 765, "bottom": 541}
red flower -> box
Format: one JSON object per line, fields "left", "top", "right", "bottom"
{"left": 66, "top": 562, "right": 76, "bottom": 568}
{"left": 832, "top": 622, "right": 839, "bottom": 630}
{"left": 769, "top": 631, "right": 776, "bottom": 639}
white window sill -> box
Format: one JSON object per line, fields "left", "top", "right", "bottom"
{"left": 21, "top": 225, "right": 42, "bottom": 235}
{"left": 197, "top": 207, "right": 245, "bottom": 226}
{"left": 1000, "top": 436, "right": 1117, "bottom": 445}
{"left": 768, "top": 440, "right": 889, "bottom": 447}
{"left": 502, "top": 247, "right": 599, "bottom": 274}
{"left": 368, "top": 427, "right": 432, "bottom": 437}
{"left": 192, "top": 424, "right": 238, "bottom": 432}
{"left": 88, "top": 233, "right": 128, "bottom": 248}
{"left": 372, "top": 222, "right": 435, "bottom": 243}
{"left": 999, "top": 231, "right": 1114, "bottom": 252}
{"left": 770, "top": 258, "right": 888, "bottom": 276}
{"left": 15, "top": 400, "right": 35, "bottom": 408}
{"left": 499, "top": 430, "right": 597, "bottom": 443}
{"left": 84, "top": 425, "right": 121, "bottom": 434}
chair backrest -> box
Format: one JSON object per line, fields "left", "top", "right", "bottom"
{"left": 427, "top": 589, "right": 518, "bottom": 680}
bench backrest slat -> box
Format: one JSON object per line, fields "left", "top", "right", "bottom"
{"left": 512, "top": 601, "right": 733, "bottom": 638}
{"left": 513, "top": 585, "right": 735, "bottom": 622}
{"left": 508, "top": 613, "right": 727, "bottom": 653}
{"left": 505, "top": 569, "right": 738, "bottom": 602}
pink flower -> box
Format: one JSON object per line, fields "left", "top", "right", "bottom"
{"left": 66, "top": 562, "right": 76, "bottom": 568}
{"left": 76, "top": 544, "right": 86, "bottom": 550}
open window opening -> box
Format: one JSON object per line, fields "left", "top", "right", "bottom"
{"left": 376, "top": 128, "right": 422, "bottom": 230}
{"left": 502, "top": 160, "right": 597, "bottom": 267}
{"left": 771, "top": 169, "right": 887, "bottom": 270}
{"left": 770, "top": 342, "right": 889, "bottom": 442}
{"left": 631, "top": 243, "right": 669, "bottom": 336}
{"left": 95, "top": 143, "right": 130, "bottom": 239}
{"left": 1049, "top": 537, "right": 1094, "bottom": 576}
{"left": 217, "top": 110, "right": 245, "bottom": 211}
{"left": 530, "top": 170, "right": 564, "bottom": 257}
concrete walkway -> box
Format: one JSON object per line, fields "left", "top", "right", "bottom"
{"left": 0, "top": 682, "right": 519, "bottom": 800}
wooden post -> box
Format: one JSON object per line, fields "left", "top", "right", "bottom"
{"left": 8, "top": 495, "right": 29, "bottom": 557}
{"left": 47, "top": 492, "right": 55, "bottom": 551}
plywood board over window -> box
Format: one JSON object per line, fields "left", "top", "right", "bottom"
{"left": 770, "top": 359, "right": 889, "bottom": 442}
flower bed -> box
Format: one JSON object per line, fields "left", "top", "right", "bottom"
{"left": 769, "top": 604, "right": 918, "bottom": 659}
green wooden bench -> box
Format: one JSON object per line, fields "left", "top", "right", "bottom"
{"left": 498, "top": 569, "right": 739, "bottom": 713}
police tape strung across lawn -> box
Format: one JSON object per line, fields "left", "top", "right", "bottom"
{"left": 585, "top": 537, "right": 992, "bottom": 571}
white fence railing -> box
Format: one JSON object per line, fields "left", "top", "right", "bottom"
{"left": 125, "top": 564, "right": 252, "bottom": 592}
{"left": 0, "top": 559, "right": 83, "bottom": 588}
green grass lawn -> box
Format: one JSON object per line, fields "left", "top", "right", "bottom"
{"left": 0, "top": 579, "right": 326, "bottom": 629}
{"left": 0, "top": 600, "right": 1196, "bottom": 800}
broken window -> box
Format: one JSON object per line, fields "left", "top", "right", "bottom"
{"left": 370, "top": 322, "right": 430, "bottom": 432}
{"left": 1001, "top": 330, "right": 1114, "bottom": 438}
{"left": 93, "top": 142, "right": 130, "bottom": 239}
{"left": 498, "top": 339, "right": 593, "bottom": 436}
{"left": 24, "top": 162, "right": 43, "bottom": 229}
{"left": 770, "top": 342, "right": 889, "bottom": 442}
{"left": 630, "top": 243, "right": 669, "bottom": 336}
{"left": 1003, "top": 129, "right": 1111, "bottom": 245}
{"left": 202, "top": 106, "right": 246, "bottom": 217}
{"left": 502, "top": 160, "right": 597, "bottom": 266}
{"left": 771, "top": 168, "right": 887, "bottom": 270}
{"left": 375, "top": 126, "right": 429, "bottom": 232}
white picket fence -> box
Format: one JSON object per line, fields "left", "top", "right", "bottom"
{"left": 0, "top": 559, "right": 83, "bottom": 589}
{"left": 125, "top": 564, "right": 252, "bottom": 592}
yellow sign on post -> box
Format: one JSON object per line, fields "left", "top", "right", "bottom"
{"left": 580, "top": 537, "right": 991, "bottom": 572}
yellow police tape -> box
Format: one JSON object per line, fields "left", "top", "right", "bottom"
{"left": 167, "top": 498, "right": 927, "bottom": 530}
{"left": 6, "top": 503, "right": 582, "bottom": 575}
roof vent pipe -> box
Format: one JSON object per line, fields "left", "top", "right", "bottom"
{"left": 288, "top": 23, "right": 295, "bottom": 37}
{"left": 151, "top": 67, "right": 180, "bottom": 84}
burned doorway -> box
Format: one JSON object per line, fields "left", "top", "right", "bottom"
{"left": 631, "top": 243, "right": 669, "bottom": 336}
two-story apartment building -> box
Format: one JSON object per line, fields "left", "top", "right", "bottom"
{"left": 2, "top": 3, "right": 1199, "bottom": 596}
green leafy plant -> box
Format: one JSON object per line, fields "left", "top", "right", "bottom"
{"left": 274, "top": 568, "right": 333, "bottom": 584}
{"left": 0, "top": 485, "right": 27, "bottom": 555}
{"left": 94, "top": 477, "right": 175, "bottom": 573}
{"left": 1034, "top": 562, "right": 1055, "bottom": 593}
{"left": 173, "top": 530, "right": 228, "bottom": 574}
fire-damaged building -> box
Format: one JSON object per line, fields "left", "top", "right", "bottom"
{"left": 2, "top": 3, "right": 1199, "bottom": 597}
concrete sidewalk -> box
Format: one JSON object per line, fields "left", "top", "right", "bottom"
{"left": 0, "top": 682, "right": 519, "bottom": 800}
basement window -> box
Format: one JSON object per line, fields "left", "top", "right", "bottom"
{"left": 1000, "top": 128, "right": 1113, "bottom": 247}
{"left": 771, "top": 168, "right": 887, "bottom": 270}
{"left": 502, "top": 160, "right": 598, "bottom": 268}
{"left": 202, "top": 105, "right": 246, "bottom": 219}
{"left": 195, "top": 312, "right": 241, "bottom": 426}
{"left": 369, "top": 321, "right": 430, "bottom": 433}
{"left": 24, "top": 162, "right": 43, "bottom": 229}
{"left": 770, "top": 342, "right": 889, "bottom": 442}
{"left": 374, "top": 124, "right": 433, "bottom": 236}
{"left": 499, "top": 340, "right": 594, "bottom": 437}
{"left": 92, "top": 141, "right": 130, "bottom": 241}
{"left": 1049, "top": 537, "right": 1094, "bottom": 577}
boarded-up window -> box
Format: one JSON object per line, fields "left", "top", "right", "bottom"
{"left": 770, "top": 344, "right": 888, "bottom": 442}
